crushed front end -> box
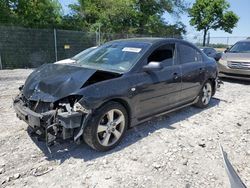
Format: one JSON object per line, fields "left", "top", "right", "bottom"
{"left": 13, "top": 91, "right": 91, "bottom": 147}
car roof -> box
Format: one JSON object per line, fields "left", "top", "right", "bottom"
{"left": 200, "top": 47, "right": 214, "bottom": 49}
{"left": 111, "top": 37, "right": 184, "bottom": 44}
{"left": 237, "top": 39, "right": 250, "bottom": 43}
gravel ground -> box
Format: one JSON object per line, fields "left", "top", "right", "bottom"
{"left": 0, "top": 69, "right": 249, "bottom": 188}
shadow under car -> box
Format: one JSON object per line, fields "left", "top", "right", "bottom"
{"left": 27, "top": 98, "right": 220, "bottom": 163}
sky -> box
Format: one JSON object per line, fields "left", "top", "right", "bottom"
{"left": 59, "top": 0, "right": 250, "bottom": 43}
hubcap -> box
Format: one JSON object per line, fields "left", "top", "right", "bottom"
{"left": 202, "top": 83, "right": 212, "bottom": 105}
{"left": 97, "top": 109, "right": 125, "bottom": 147}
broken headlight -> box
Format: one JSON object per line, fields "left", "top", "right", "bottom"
{"left": 73, "top": 102, "right": 91, "bottom": 114}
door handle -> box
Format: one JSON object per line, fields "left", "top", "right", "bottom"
{"left": 173, "top": 72, "right": 179, "bottom": 80}
{"left": 199, "top": 67, "right": 205, "bottom": 73}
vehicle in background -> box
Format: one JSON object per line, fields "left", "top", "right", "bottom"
{"left": 13, "top": 38, "right": 218, "bottom": 151}
{"left": 200, "top": 47, "right": 222, "bottom": 61}
{"left": 218, "top": 40, "right": 250, "bottom": 80}
{"left": 54, "top": 46, "right": 97, "bottom": 64}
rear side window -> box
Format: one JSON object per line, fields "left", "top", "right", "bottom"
{"left": 204, "top": 48, "right": 216, "bottom": 54}
{"left": 148, "top": 44, "right": 175, "bottom": 66}
{"left": 179, "top": 44, "right": 202, "bottom": 64}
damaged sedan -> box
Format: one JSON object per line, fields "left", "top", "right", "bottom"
{"left": 13, "top": 38, "right": 218, "bottom": 151}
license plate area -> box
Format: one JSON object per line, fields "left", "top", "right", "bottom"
{"left": 28, "top": 115, "right": 41, "bottom": 128}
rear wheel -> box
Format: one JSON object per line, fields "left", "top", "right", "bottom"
{"left": 195, "top": 81, "right": 213, "bottom": 108}
{"left": 83, "top": 102, "right": 128, "bottom": 151}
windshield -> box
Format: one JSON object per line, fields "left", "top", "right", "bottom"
{"left": 72, "top": 47, "right": 97, "bottom": 61}
{"left": 77, "top": 41, "right": 150, "bottom": 73}
{"left": 228, "top": 42, "right": 250, "bottom": 53}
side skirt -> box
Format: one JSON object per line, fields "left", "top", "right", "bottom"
{"left": 130, "top": 96, "right": 199, "bottom": 127}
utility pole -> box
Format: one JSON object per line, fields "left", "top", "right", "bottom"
{"left": 227, "top": 37, "right": 229, "bottom": 46}
{"left": 207, "top": 32, "right": 210, "bottom": 46}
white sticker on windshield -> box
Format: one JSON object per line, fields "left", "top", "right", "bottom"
{"left": 122, "top": 47, "right": 142, "bottom": 53}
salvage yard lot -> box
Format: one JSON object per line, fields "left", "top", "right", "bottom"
{"left": 0, "top": 69, "right": 249, "bottom": 188}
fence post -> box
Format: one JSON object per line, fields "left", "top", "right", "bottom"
{"left": 0, "top": 54, "right": 2, "bottom": 70}
{"left": 54, "top": 28, "right": 58, "bottom": 62}
{"left": 96, "top": 31, "right": 98, "bottom": 46}
{"left": 98, "top": 23, "right": 101, "bottom": 46}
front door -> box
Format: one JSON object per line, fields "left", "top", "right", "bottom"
{"left": 134, "top": 43, "right": 182, "bottom": 119}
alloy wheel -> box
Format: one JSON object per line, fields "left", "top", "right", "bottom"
{"left": 96, "top": 109, "right": 125, "bottom": 147}
{"left": 202, "top": 82, "right": 212, "bottom": 105}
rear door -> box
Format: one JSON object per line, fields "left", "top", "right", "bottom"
{"left": 177, "top": 43, "right": 205, "bottom": 103}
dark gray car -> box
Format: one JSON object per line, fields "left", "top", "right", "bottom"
{"left": 13, "top": 38, "right": 218, "bottom": 151}
{"left": 200, "top": 47, "right": 221, "bottom": 61}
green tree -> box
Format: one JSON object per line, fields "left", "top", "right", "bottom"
{"left": 134, "top": 0, "right": 186, "bottom": 34}
{"left": 0, "top": 0, "right": 16, "bottom": 24}
{"left": 68, "top": 0, "right": 138, "bottom": 33}
{"left": 189, "top": 0, "right": 239, "bottom": 46}
{"left": 0, "top": 0, "right": 62, "bottom": 28}
{"left": 15, "top": 0, "right": 62, "bottom": 28}
{"left": 68, "top": 0, "right": 187, "bottom": 36}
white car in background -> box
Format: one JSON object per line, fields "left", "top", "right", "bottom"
{"left": 55, "top": 46, "right": 97, "bottom": 64}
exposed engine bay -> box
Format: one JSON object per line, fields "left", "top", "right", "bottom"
{"left": 13, "top": 65, "right": 121, "bottom": 150}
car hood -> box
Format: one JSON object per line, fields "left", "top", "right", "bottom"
{"left": 222, "top": 52, "right": 250, "bottom": 62}
{"left": 23, "top": 64, "right": 97, "bottom": 102}
{"left": 54, "top": 58, "right": 76, "bottom": 64}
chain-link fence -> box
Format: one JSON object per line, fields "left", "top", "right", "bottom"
{"left": 0, "top": 25, "right": 249, "bottom": 69}
{"left": 0, "top": 26, "right": 183, "bottom": 69}
{"left": 185, "top": 35, "right": 249, "bottom": 49}
{"left": 0, "top": 26, "right": 96, "bottom": 69}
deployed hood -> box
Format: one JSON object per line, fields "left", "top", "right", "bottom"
{"left": 23, "top": 64, "right": 97, "bottom": 102}
{"left": 222, "top": 52, "right": 250, "bottom": 62}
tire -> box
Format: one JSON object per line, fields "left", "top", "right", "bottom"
{"left": 83, "top": 101, "right": 128, "bottom": 151}
{"left": 195, "top": 81, "right": 213, "bottom": 108}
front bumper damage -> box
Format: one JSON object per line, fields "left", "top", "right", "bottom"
{"left": 13, "top": 95, "right": 91, "bottom": 150}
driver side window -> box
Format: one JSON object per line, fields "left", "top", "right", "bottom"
{"left": 148, "top": 44, "right": 175, "bottom": 66}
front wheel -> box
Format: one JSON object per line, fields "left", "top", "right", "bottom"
{"left": 83, "top": 102, "right": 128, "bottom": 151}
{"left": 195, "top": 81, "right": 213, "bottom": 108}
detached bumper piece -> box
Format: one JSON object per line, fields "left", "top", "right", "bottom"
{"left": 13, "top": 96, "right": 86, "bottom": 150}
{"left": 216, "top": 78, "right": 223, "bottom": 88}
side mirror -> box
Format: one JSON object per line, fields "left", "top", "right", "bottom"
{"left": 224, "top": 47, "right": 229, "bottom": 53}
{"left": 143, "top": 62, "right": 163, "bottom": 72}
{"left": 214, "top": 52, "right": 222, "bottom": 61}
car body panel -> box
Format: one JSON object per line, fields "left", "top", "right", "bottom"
{"left": 130, "top": 65, "right": 182, "bottom": 119}
{"left": 23, "top": 63, "right": 97, "bottom": 102}
{"left": 54, "top": 58, "right": 76, "bottom": 64}
{"left": 180, "top": 61, "right": 205, "bottom": 102}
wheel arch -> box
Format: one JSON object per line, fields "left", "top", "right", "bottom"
{"left": 208, "top": 77, "right": 216, "bottom": 96}
{"left": 96, "top": 98, "right": 132, "bottom": 128}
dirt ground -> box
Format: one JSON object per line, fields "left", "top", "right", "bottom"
{"left": 0, "top": 69, "right": 249, "bottom": 188}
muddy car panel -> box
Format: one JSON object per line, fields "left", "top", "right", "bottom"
{"left": 13, "top": 38, "right": 218, "bottom": 145}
